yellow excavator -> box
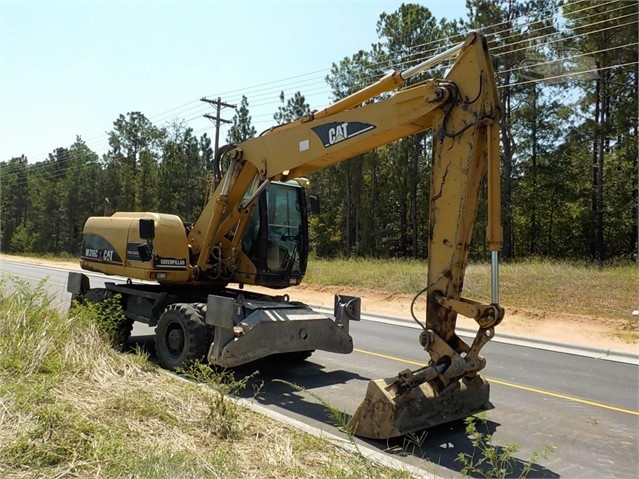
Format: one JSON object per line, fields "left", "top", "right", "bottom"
{"left": 67, "top": 32, "right": 504, "bottom": 440}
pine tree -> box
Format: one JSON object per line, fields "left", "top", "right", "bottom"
{"left": 227, "top": 95, "right": 256, "bottom": 144}
{"left": 562, "top": 0, "right": 638, "bottom": 262}
{"left": 273, "top": 91, "right": 310, "bottom": 124}
{"left": 104, "top": 112, "right": 165, "bottom": 212}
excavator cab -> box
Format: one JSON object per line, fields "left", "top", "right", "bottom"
{"left": 241, "top": 180, "right": 309, "bottom": 289}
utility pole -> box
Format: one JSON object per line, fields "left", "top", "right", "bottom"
{"left": 200, "top": 97, "right": 236, "bottom": 153}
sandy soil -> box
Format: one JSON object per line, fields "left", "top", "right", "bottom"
{"left": 2, "top": 253, "right": 637, "bottom": 355}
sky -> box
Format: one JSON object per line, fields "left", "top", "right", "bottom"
{"left": 0, "top": 0, "right": 467, "bottom": 164}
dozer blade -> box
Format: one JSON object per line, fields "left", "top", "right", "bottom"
{"left": 348, "top": 374, "right": 493, "bottom": 440}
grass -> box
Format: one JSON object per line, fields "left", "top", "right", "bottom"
{"left": 305, "top": 257, "right": 638, "bottom": 321}
{"left": 4, "top": 252, "right": 636, "bottom": 321}
{"left": 0, "top": 277, "right": 412, "bottom": 479}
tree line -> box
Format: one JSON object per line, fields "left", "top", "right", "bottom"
{"left": 1, "top": 0, "right": 637, "bottom": 265}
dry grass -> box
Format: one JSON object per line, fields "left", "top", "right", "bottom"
{"left": 5, "top": 252, "right": 635, "bottom": 320}
{"left": 305, "top": 257, "right": 638, "bottom": 321}
{"left": 0, "top": 278, "right": 412, "bottom": 479}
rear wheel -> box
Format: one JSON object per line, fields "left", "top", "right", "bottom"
{"left": 155, "top": 303, "right": 209, "bottom": 370}
{"left": 83, "top": 288, "right": 133, "bottom": 350}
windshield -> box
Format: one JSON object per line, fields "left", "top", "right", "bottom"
{"left": 242, "top": 182, "right": 303, "bottom": 274}
{"left": 266, "top": 183, "right": 301, "bottom": 272}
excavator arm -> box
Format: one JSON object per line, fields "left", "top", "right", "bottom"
{"left": 188, "top": 31, "right": 504, "bottom": 439}
{"left": 188, "top": 31, "right": 500, "bottom": 267}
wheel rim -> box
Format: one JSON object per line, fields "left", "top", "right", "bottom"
{"left": 166, "top": 324, "right": 185, "bottom": 357}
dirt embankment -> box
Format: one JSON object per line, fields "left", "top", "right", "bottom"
{"left": 2, "top": 254, "right": 637, "bottom": 355}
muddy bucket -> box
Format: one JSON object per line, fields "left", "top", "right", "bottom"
{"left": 348, "top": 374, "right": 492, "bottom": 439}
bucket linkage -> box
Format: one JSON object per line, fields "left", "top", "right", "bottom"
{"left": 349, "top": 308, "right": 502, "bottom": 440}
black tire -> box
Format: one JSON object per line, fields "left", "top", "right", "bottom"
{"left": 84, "top": 287, "right": 110, "bottom": 303}
{"left": 155, "top": 303, "right": 210, "bottom": 370}
{"left": 192, "top": 302, "right": 215, "bottom": 346}
{"left": 84, "top": 288, "right": 134, "bottom": 350}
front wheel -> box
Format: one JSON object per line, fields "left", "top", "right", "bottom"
{"left": 155, "top": 303, "right": 209, "bottom": 370}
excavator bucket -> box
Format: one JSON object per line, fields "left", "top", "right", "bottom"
{"left": 348, "top": 374, "right": 492, "bottom": 440}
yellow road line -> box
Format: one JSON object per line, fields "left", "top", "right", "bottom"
{"left": 355, "top": 348, "right": 424, "bottom": 366}
{"left": 487, "top": 378, "right": 639, "bottom": 415}
{"left": 354, "top": 347, "right": 639, "bottom": 416}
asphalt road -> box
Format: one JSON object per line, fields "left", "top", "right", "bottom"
{"left": 2, "top": 260, "right": 638, "bottom": 478}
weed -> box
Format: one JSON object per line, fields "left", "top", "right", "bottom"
{"left": 2, "top": 401, "right": 106, "bottom": 470}
{"left": 304, "top": 258, "right": 637, "bottom": 321}
{"left": 611, "top": 315, "right": 639, "bottom": 343}
{"left": 73, "top": 291, "right": 133, "bottom": 350}
{"left": 179, "top": 361, "right": 261, "bottom": 440}
{"left": 455, "top": 413, "right": 556, "bottom": 478}
{"left": 387, "top": 431, "right": 429, "bottom": 457}
{"left": 273, "top": 379, "right": 414, "bottom": 479}
{"left": 0, "top": 278, "right": 67, "bottom": 377}
{"left": 274, "top": 379, "right": 354, "bottom": 434}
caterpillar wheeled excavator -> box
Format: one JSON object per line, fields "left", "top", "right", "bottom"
{"left": 67, "top": 32, "right": 504, "bottom": 440}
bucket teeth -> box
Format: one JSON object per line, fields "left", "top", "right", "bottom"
{"left": 348, "top": 374, "right": 492, "bottom": 440}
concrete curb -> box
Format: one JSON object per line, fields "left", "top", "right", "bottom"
{"left": 171, "top": 371, "right": 441, "bottom": 479}
{"left": 310, "top": 305, "right": 639, "bottom": 366}
{"left": 238, "top": 397, "right": 441, "bottom": 479}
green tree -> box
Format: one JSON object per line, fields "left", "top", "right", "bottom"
{"left": 58, "top": 137, "right": 104, "bottom": 253}
{"left": 322, "top": 49, "right": 383, "bottom": 257}
{"left": 28, "top": 147, "right": 68, "bottom": 252}
{"left": 9, "top": 222, "right": 38, "bottom": 253}
{"left": 562, "top": 0, "right": 638, "bottom": 262}
{"left": 0, "top": 155, "right": 29, "bottom": 252}
{"left": 273, "top": 91, "right": 310, "bottom": 125}
{"left": 463, "top": 0, "right": 560, "bottom": 260}
{"left": 375, "top": 3, "right": 451, "bottom": 258}
{"left": 159, "top": 121, "right": 208, "bottom": 221}
{"left": 104, "top": 112, "right": 165, "bottom": 212}
{"left": 227, "top": 95, "right": 256, "bottom": 144}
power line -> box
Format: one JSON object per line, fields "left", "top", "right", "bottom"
{"left": 379, "top": 0, "right": 621, "bottom": 67}
{"left": 148, "top": 0, "right": 636, "bottom": 125}
{"left": 502, "top": 59, "right": 638, "bottom": 88}
{"left": 498, "top": 42, "right": 638, "bottom": 77}
{"left": 3, "top": 2, "right": 636, "bottom": 177}
{"left": 0, "top": 1, "right": 592, "bottom": 162}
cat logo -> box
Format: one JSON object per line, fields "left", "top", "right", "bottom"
{"left": 311, "top": 121, "right": 376, "bottom": 148}
{"left": 328, "top": 122, "right": 349, "bottom": 144}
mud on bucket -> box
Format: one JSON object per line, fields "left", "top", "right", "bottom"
{"left": 347, "top": 374, "right": 493, "bottom": 440}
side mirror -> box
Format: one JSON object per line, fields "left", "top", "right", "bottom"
{"left": 309, "top": 194, "right": 320, "bottom": 216}
{"left": 139, "top": 218, "right": 155, "bottom": 240}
